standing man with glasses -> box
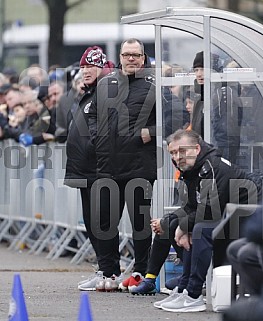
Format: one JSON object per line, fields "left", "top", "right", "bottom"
{"left": 84, "top": 38, "right": 157, "bottom": 291}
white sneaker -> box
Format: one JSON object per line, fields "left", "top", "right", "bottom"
{"left": 96, "top": 274, "right": 106, "bottom": 292}
{"left": 153, "top": 286, "right": 180, "bottom": 309}
{"left": 78, "top": 271, "right": 104, "bottom": 291}
{"left": 161, "top": 289, "right": 206, "bottom": 312}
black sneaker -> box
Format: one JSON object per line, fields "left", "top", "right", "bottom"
{"left": 130, "top": 278, "right": 157, "bottom": 295}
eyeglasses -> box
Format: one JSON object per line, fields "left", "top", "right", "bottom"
{"left": 121, "top": 53, "right": 143, "bottom": 59}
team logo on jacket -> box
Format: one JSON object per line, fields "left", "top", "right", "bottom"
{"left": 145, "top": 75, "right": 155, "bottom": 85}
{"left": 84, "top": 102, "right": 91, "bottom": 113}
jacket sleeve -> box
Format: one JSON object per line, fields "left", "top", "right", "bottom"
{"left": 179, "top": 210, "right": 198, "bottom": 233}
{"left": 160, "top": 208, "right": 188, "bottom": 232}
{"left": 3, "top": 124, "right": 23, "bottom": 141}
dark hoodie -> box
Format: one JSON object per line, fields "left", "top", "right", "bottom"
{"left": 161, "top": 141, "right": 255, "bottom": 233}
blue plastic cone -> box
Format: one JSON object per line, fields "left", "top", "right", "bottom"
{"left": 8, "top": 274, "right": 29, "bottom": 321}
{"left": 78, "top": 293, "right": 93, "bottom": 321}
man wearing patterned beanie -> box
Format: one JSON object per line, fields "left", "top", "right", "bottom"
{"left": 65, "top": 47, "right": 115, "bottom": 291}
{"left": 79, "top": 46, "right": 115, "bottom": 85}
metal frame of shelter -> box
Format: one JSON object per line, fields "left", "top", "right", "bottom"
{"left": 121, "top": 7, "right": 263, "bottom": 295}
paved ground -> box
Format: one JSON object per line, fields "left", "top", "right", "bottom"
{"left": 0, "top": 242, "right": 222, "bottom": 321}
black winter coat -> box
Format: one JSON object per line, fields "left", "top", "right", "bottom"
{"left": 88, "top": 59, "right": 157, "bottom": 181}
{"left": 64, "top": 86, "right": 97, "bottom": 188}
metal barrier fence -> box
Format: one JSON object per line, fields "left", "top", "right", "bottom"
{"left": 0, "top": 140, "right": 176, "bottom": 271}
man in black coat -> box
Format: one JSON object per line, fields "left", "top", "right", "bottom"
{"left": 64, "top": 46, "right": 115, "bottom": 291}
{"left": 87, "top": 39, "right": 156, "bottom": 283}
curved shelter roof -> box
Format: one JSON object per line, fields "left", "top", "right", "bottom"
{"left": 121, "top": 7, "right": 263, "bottom": 74}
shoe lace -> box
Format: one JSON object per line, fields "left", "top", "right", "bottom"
{"left": 84, "top": 270, "right": 103, "bottom": 282}
{"left": 170, "top": 288, "right": 179, "bottom": 298}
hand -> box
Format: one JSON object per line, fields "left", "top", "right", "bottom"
{"left": 175, "top": 226, "right": 191, "bottom": 251}
{"left": 141, "top": 128, "right": 151, "bottom": 144}
{"left": 8, "top": 115, "right": 19, "bottom": 128}
{"left": 150, "top": 218, "right": 163, "bottom": 235}
{"left": 42, "top": 133, "right": 55, "bottom": 141}
{"left": 0, "top": 104, "right": 7, "bottom": 117}
{"left": 19, "top": 133, "right": 33, "bottom": 146}
{"left": 177, "top": 234, "right": 191, "bottom": 251}
{"left": 175, "top": 226, "right": 184, "bottom": 244}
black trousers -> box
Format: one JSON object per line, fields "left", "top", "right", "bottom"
{"left": 147, "top": 217, "right": 219, "bottom": 297}
{"left": 88, "top": 178, "right": 154, "bottom": 277}
{"left": 80, "top": 187, "right": 99, "bottom": 256}
{"left": 146, "top": 217, "right": 182, "bottom": 276}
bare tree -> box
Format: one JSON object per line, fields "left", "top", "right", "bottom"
{"left": 42, "top": 0, "right": 87, "bottom": 67}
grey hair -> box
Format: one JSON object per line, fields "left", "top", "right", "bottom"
{"left": 166, "top": 129, "right": 202, "bottom": 146}
{"left": 22, "top": 89, "right": 39, "bottom": 101}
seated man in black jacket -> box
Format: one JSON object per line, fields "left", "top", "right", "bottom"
{"left": 131, "top": 129, "right": 261, "bottom": 313}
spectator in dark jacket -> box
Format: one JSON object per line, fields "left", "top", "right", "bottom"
{"left": 54, "top": 70, "right": 84, "bottom": 143}
{"left": 64, "top": 46, "right": 115, "bottom": 291}
{"left": 192, "top": 51, "right": 243, "bottom": 164}
{"left": 17, "top": 89, "right": 56, "bottom": 146}
{"left": 2, "top": 103, "right": 27, "bottom": 141}
{"left": 86, "top": 38, "right": 156, "bottom": 288}
{"left": 2, "top": 89, "right": 55, "bottom": 145}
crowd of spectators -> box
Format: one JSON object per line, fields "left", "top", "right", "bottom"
{"left": 0, "top": 63, "right": 83, "bottom": 146}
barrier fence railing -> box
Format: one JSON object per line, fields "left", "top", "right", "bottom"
{"left": 0, "top": 140, "right": 176, "bottom": 272}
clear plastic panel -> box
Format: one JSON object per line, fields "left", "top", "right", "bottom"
{"left": 210, "top": 18, "right": 263, "bottom": 171}
{"left": 159, "top": 26, "right": 204, "bottom": 209}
